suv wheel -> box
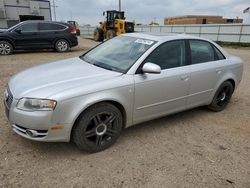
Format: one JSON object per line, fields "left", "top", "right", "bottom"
{"left": 208, "top": 81, "right": 234, "bottom": 112}
{"left": 55, "top": 39, "right": 69, "bottom": 52}
{"left": 0, "top": 41, "right": 13, "bottom": 55}
{"left": 73, "top": 103, "right": 123, "bottom": 153}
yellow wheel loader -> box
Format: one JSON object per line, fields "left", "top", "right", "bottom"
{"left": 94, "top": 10, "right": 134, "bottom": 41}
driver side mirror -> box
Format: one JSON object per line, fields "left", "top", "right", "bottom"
{"left": 15, "top": 29, "right": 21, "bottom": 34}
{"left": 142, "top": 63, "right": 161, "bottom": 74}
{"left": 103, "top": 12, "right": 105, "bottom": 16}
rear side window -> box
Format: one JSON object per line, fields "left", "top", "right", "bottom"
{"left": 39, "top": 23, "right": 67, "bottom": 31}
{"left": 144, "top": 40, "right": 186, "bottom": 70}
{"left": 19, "top": 23, "right": 39, "bottom": 32}
{"left": 190, "top": 40, "right": 215, "bottom": 64}
{"left": 214, "top": 46, "right": 225, "bottom": 60}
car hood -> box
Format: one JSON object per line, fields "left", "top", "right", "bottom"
{"left": 8, "top": 57, "right": 123, "bottom": 99}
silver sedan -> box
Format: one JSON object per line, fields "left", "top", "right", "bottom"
{"left": 4, "top": 33, "right": 244, "bottom": 152}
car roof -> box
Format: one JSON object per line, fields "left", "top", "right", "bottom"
{"left": 20, "top": 20, "right": 68, "bottom": 25}
{"left": 123, "top": 32, "right": 206, "bottom": 42}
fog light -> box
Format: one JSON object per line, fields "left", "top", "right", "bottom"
{"left": 26, "top": 129, "right": 38, "bottom": 137}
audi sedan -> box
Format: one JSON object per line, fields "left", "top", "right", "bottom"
{"left": 4, "top": 33, "right": 243, "bottom": 152}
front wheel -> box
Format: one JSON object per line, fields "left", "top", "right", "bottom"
{"left": 73, "top": 103, "right": 123, "bottom": 153}
{"left": 208, "top": 81, "right": 234, "bottom": 112}
{"left": 93, "top": 28, "right": 104, "bottom": 42}
{"left": 55, "top": 39, "right": 69, "bottom": 52}
{"left": 106, "top": 29, "right": 116, "bottom": 40}
{"left": 0, "top": 41, "right": 13, "bottom": 55}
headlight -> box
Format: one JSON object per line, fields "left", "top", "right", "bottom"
{"left": 17, "top": 98, "right": 57, "bottom": 111}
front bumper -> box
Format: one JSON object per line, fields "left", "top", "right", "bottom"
{"left": 4, "top": 97, "right": 72, "bottom": 142}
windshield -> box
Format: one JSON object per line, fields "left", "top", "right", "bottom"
{"left": 81, "top": 36, "right": 156, "bottom": 73}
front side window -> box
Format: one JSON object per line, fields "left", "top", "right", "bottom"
{"left": 81, "top": 36, "right": 156, "bottom": 73}
{"left": 18, "top": 23, "right": 39, "bottom": 32}
{"left": 144, "top": 40, "right": 186, "bottom": 70}
{"left": 190, "top": 40, "right": 215, "bottom": 64}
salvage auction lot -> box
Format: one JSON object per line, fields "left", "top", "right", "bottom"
{"left": 0, "top": 37, "right": 250, "bottom": 187}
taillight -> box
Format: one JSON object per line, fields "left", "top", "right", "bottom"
{"left": 70, "top": 26, "right": 77, "bottom": 34}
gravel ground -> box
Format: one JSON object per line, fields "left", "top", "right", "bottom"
{"left": 0, "top": 37, "right": 250, "bottom": 188}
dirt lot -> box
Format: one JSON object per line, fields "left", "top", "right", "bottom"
{"left": 0, "top": 37, "right": 250, "bottom": 188}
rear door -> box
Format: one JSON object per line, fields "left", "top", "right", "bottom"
{"left": 11, "top": 22, "right": 40, "bottom": 49}
{"left": 187, "top": 39, "right": 227, "bottom": 108}
{"left": 133, "top": 40, "right": 190, "bottom": 124}
{"left": 38, "top": 22, "right": 68, "bottom": 47}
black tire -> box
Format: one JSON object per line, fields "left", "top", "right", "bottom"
{"left": 73, "top": 102, "right": 123, "bottom": 153}
{"left": 93, "top": 28, "right": 104, "bottom": 42}
{"left": 55, "top": 39, "right": 69, "bottom": 52}
{"left": 208, "top": 81, "right": 234, "bottom": 112}
{"left": 106, "top": 29, "right": 116, "bottom": 40}
{"left": 0, "top": 40, "right": 13, "bottom": 55}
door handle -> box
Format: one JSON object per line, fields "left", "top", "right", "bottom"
{"left": 180, "top": 75, "right": 189, "bottom": 81}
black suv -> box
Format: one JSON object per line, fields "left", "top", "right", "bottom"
{"left": 0, "top": 21, "right": 78, "bottom": 55}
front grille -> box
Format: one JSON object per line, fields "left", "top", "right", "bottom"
{"left": 5, "top": 87, "right": 13, "bottom": 109}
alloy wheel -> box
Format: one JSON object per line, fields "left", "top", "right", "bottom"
{"left": 216, "top": 86, "right": 231, "bottom": 107}
{"left": 0, "top": 42, "right": 11, "bottom": 55}
{"left": 57, "top": 40, "right": 68, "bottom": 52}
{"left": 84, "top": 112, "right": 117, "bottom": 147}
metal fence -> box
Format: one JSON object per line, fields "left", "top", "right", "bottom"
{"left": 80, "top": 24, "right": 250, "bottom": 43}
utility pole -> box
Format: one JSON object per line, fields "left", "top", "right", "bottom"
{"left": 119, "top": 0, "right": 121, "bottom": 11}
{"left": 51, "top": 0, "right": 57, "bottom": 21}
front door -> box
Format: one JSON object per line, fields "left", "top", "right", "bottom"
{"left": 133, "top": 40, "right": 190, "bottom": 124}
{"left": 11, "top": 22, "right": 40, "bottom": 49}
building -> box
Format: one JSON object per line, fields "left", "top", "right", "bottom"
{"left": 0, "top": 0, "right": 51, "bottom": 28}
{"left": 164, "top": 15, "right": 243, "bottom": 25}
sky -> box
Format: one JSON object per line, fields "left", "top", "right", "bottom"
{"left": 53, "top": 0, "right": 250, "bottom": 26}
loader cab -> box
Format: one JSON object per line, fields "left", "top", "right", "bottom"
{"left": 105, "top": 10, "right": 125, "bottom": 28}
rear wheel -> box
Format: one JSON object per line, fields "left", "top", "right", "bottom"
{"left": 0, "top": 41, "right": 13, "bottom": 55}
{"left": 208, "top": 81, "right": 234, "bottom": 112}
{"left": 55, "top": 39, "right": 69, "bottom": 52}
{"left": 93, "top": 28, "right": 104, "bottom": 42}
{"left": 73, "top": 103, "right": 123, "bottom": 153}
{"left": 106, "top": 29, "right": 116, "bottom": 40}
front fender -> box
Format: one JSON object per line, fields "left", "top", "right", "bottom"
{"left": 51, "top": 85, "right": 134, "bottom": 130}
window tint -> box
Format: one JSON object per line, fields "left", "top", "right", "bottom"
{"left": 144, "top": 40, "right": 186, "bottom": 70}
{"left": 190, "top": 40, "right": 215, "bottom": 64}
{"left": 19, "top": 23, "right": 38, "bottom": 32}
{"left": 39, "top": 23, "right": 66, "bottom": 31}
{"left": 214, "top": 46, "right": 225, "bottom": 60}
